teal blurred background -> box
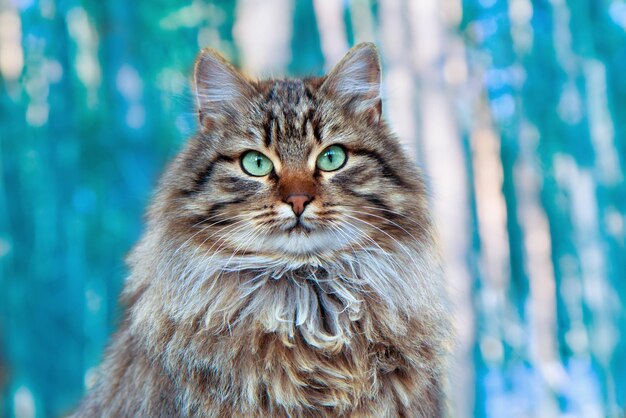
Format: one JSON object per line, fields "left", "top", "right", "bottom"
{"left": 1, "top": 0, "right": 625, "bottom": 417}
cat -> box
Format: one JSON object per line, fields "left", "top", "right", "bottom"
{"left": 73, "top": 42, "right": 452, "bottom": 417}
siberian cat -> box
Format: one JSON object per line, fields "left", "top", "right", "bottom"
{"left": 74, "top": 43, "right": 451, "bottom": 417}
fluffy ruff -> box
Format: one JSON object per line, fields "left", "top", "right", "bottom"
{"left": 76, "top": 233, "right": 451, "bottom": 417}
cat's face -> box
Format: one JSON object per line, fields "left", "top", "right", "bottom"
{"left": 161, "top": 44, "right": 426, "bottom": 264}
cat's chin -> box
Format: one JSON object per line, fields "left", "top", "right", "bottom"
{"left": 264, "top": 228, "right": 352, "bottom": 258}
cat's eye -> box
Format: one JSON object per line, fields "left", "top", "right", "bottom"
{"left": 241, "top": 151, "right": 274, "bottom": 176}
{"left": 316, "top": 145, "right": 347, "bottom": 172}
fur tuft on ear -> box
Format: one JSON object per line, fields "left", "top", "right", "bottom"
{"left": 194, "top": 48, "right": 255, "bottom": 130}
{"left": 321, "top": 43, "right": 382, "bottom": 124}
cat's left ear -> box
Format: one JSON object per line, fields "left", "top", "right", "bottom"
{"left": 321, "top": 42, "right": 382, "bottom": 124}
{"left": 194, "top": 48, "right": 255, "bottom": 131}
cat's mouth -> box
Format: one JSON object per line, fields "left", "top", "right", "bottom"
{"left": 279, "top": 214, "right": 316, "bottom": 234}
{"left": 287, "top": 219, "right": 313, "bottom": 234}
{"left": 260, "top": 210, "right": 354, "bottom": 256}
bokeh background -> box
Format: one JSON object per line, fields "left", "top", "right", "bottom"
{"left": 1, "top": 0, "right": 625, "bottom": 416}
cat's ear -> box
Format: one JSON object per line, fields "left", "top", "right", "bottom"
{"left": 194, "top": 48, "right": 255, "bottom": 130}
{"left": 321, "top": 43, "right": 382, "bottom": 124}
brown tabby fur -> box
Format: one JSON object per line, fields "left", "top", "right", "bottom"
{"left": 74, "top": 43, "right": 452, "bottom": 417}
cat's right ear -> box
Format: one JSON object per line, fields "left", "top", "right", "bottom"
{"left": 320, "top": 43, "right": 382, "bottom": 124}
{"left": 194, "top": 49, "right": 255, "bottom": 131}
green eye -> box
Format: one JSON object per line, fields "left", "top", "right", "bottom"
{"left": 241, "top": 151, "right": 273, "bottom": 176}
{"left": 316, "top": 145, "right": 347, "bottom": 172}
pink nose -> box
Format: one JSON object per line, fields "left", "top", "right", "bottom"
{"left": 285, "top": 194, "right": 313, "bottom": 216}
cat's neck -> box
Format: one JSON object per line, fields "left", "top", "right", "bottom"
{"left": 126, "top": 241, "right": 447, "bottom": 354}
{"left": 114, "top": 238, "right": 451, "bottom": 415}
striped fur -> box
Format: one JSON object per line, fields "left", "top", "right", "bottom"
{"left": 74, "top": 43, "right": 452, "bottom": 417}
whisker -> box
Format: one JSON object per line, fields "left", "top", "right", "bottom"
{"left": 334, "top": 219, "right": 408, "bottom": 278}
{"left": 359, "top": 205, "right": 429, "bottom": 233}
{"left": 340, "top": 213, "right": 419, "bottom": 265}
{"left": 165, "top": 212, "right": 250, "bottom": 267}
{"left": 341, "top": 208, "right": 424, "bottom": 246}
{"left": 174, "top": 220, "right": 256, "bottom": 301}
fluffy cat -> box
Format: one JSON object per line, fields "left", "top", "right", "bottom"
{"left": 74, "top": 43, "right": 452, "bottom": 417}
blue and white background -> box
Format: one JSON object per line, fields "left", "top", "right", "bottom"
{"left": 1, "top": 0, "right": 625, "bottom": 416}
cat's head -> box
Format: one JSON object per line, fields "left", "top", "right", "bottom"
{"left": 158, "top": 43, "right": 430, "bottom": 265}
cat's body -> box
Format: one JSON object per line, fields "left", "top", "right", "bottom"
{"left": 75, "top": 43, "right": 451, "bottom": 417}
